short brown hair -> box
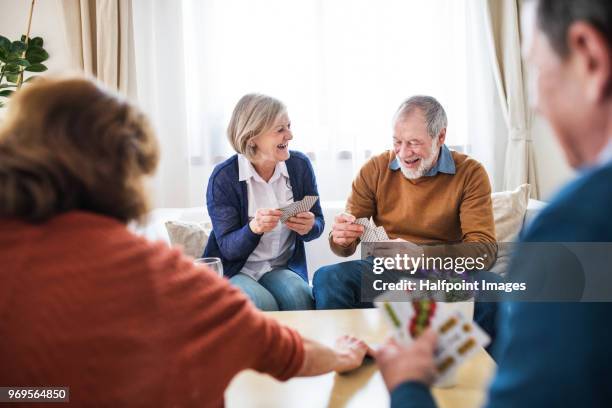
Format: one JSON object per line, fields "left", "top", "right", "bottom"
{"left": 0, "top": 77, "right": 159, "bottom": 223}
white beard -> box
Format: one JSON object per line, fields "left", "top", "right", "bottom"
{"left": 399, "top": 139, "right": 440, "bottom": 180}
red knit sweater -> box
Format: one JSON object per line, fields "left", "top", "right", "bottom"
{"left": 0, "top": 211, "right": 304, "bottom": 407}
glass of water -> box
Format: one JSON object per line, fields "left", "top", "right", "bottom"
{"left": 194, "top": 257, "right": 224, "bottom": 277}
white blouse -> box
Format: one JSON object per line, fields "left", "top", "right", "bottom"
{"left": 238, "top": 154, "right": 295, "bottom": 280}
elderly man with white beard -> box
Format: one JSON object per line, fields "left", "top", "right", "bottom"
{"left": 312, "top": 96, "right": 501, "bottom": 348}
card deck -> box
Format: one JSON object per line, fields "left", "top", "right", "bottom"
{"left": 355, "top": 217, "right": 390, "bottom": 242}
{"left": 375, "top": 291, "right": 490, "bottom": 386}
{"left": 279, "top": 195, "right": 319, "bottom": 223}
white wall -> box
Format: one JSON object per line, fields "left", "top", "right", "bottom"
{"left": 531, "top": 115, "right": 575, "bottom": 200}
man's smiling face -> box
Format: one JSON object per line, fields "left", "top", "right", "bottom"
{"left": 393, "top": 109, "right": 444, "bottom": 179}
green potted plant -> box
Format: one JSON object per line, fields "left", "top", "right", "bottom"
{"left": 0, "top": 0, "right": 48, "bottom": 108}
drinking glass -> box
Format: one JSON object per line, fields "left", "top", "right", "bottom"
{"left": 194, "top": 257, "right": 224, "bottom": 277}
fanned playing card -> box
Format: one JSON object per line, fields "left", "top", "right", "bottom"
{"left": 279, "top": 195, "right": 319, "bottom": 223}
{"left": 355, "top": 217, "right": 389, "bottom": 242}
{"left": 375, "top": 291, "right": 490, "bottom": 386}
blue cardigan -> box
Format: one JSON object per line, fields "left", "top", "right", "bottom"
{"left": 391, "top": 162, "right": 612, "bottom": 408}
{"left": 203, "top": 151, "right": 324, "bottom": 281}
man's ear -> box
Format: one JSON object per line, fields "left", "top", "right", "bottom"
{"left": 567, "top": 21, "right": 612, "bottom": 103}
{"left": 437, "top": 128, "right": 447, "bottom": 145}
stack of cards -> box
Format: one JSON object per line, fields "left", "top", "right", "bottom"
{"left": 355, "top": 217, "right": 389, "bottom": 242}
{"left": 279, "top": 195, "right": 319, "bottom": 223}
{"left": 375, "top": 291, "right": 490, "bottom": 386}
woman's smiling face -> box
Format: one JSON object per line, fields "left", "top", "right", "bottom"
{"left": 252, "top": 112, "right": 293, "bottom": 164}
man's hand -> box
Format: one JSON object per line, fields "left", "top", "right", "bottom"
{"left": 249, "top": 208, "right": 282, "bottom": 235}
{"left": 286, "top": 211, "right": 315, "bottom": 235}
{"left": 331, "top": 213, "right": 365, "bottom": 247}
{"left": 375, "top": 329, "right": 438, "bottom": 391}
{"left": 333, "top": 335, "right": 373, "bottom": 373}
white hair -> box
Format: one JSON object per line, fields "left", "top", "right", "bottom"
{"left": 393, "top": 95, "right": 448, "bottom": 139}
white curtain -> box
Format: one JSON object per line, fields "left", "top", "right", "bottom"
{"left": 59, "top": 0, "right": 137, "bottom": 98}
{"left": 131, "top": 0, "right": 506, "bottom": 208}
{"left": 483, "top": 0, "right": 539, "bottom": 198}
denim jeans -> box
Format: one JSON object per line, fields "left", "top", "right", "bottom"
{"left": 230, "top": 268, "right": 314, "bottom": 311}
{"left": 312, "top": 259, "right": 503, "bottom": 356}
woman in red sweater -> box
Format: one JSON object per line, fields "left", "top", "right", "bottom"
{"left": 0, "top": 77, "right": 370, "bottom": 407}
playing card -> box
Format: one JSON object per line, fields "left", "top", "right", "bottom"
{"left": 375, "top": 291, "right": 490, "bottom": 386}
{"left": 279, "top": 195, "right": 318, "bottom": 223}
{"left": 355, "top": 217, "right": 390, "bottom": 242}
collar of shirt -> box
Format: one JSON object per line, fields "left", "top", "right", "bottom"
{"left": 238, "top": 154, "right": 289, "bottom": 183}
{"left": 596, "top": 138, "right": 612, "bottom": 167}
{"left": 388, "top": 144, "right": 456, "bottom": 176}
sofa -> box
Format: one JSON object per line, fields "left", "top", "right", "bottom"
{"left": 134, "top": 186, "right": 546, "bottom": 279}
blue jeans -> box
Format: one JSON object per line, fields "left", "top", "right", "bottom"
{"left": 312, "top": 259, "right": 502, "bottom": 356}
{"left": 230, "top": 268, "right": 314, "bottom": 311}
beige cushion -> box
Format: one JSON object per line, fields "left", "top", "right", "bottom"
{"left": 489, "top": 184, "right": 531, "bottom": 276}
{"left": 492, "top": 184, "right": 531, "bottom": 242}
{"left": 165, "top": 220, "right": 212, "bottom": 259}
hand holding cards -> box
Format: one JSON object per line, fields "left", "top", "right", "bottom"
{"left": 375, "top": 292, "right": 490, "bottom": 387}
{"left": 279, "top": 195, "right": 318, "bottom": 223}
{"left": 355, "top": 217, "right": 389, "bottom": 242}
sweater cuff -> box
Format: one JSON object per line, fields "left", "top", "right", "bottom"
{"left": 390, "top": 381, "right": 436, "bottom": 408}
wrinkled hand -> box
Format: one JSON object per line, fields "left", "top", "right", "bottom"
{"left": 249, "top": 208, "right": 282, "bottom": 235}
{"left": 331, "top": 213, "right": 365, "bottom": 247}
{"left": 286, "top": 211, "right": 315, "bottom": 235}
{"left": 375, "top": 329, "right": 438, "bottom": 392}
{"left": 333, "top": 335, "right": 373, "bottom": 373}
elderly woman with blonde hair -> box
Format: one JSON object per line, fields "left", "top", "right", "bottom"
{"left": 0, "top": 78, "right": 370, "bottom": 406}
{"left": 203, "top": 94, "right": 324, "bottom": 311}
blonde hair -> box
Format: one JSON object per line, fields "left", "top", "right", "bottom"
{"left": 227, "top": 93, "right": 286, "bottom": 159}
{"left": 0, "top": 77, "right": 159, "bottom": 223}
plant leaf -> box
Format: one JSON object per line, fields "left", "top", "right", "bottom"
{"left": 25, "top": 63, "right": 47, "bottom": 72}
{"left": 0, "top": 36, "right": 10, "bottom": 51}
{"left": 31, "top": 37, "right": 44, "bottom": 47}
{"left": 0, "top": 48, "right": 8, "bottom": 62}
{"left": 4, "top": 63, "right": 21, "bottom": 74}
{"left": 0, "top": 83, "right": 17, "bottom": 89}
{"left": 14, "top": 58, "right": 31, "bottom": 67}
{"left": 6, "top": 74, "right": 19, "bottom": 83}
{"left": 0, "top": 89, "right": 14, "bottom": 97}
{"left": 10, "top": 41, "right": 27, "bottom": 54}
{"left": 26, "top": 47, "right": 49, "bottom": 63}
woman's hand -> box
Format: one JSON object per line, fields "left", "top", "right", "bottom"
{"left": 375, "top": 329, "right": 438, "bottom": 392}
{"left": 333, "top": 335, "right": 373, "bottom": 373}
{"left": 297, "top": 335, "right": 373, "bottom": 377}
{"left": 249, "top": 209, "right": 282, "bottom": 235}
{"left": 286, "top": 211, "right": 315, "bottom": 235}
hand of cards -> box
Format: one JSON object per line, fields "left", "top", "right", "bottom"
{"left": 375, "top": 292, "right": 490, "bottom": 386}
{"left": 279, "top": 195, "right": 319, "bottom": 223}
{"left": 354, "top": 217, "right": 389, "bottom": 242}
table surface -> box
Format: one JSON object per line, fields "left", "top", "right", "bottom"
{"left": 225, "top": 308, "right": 495, "bottom": 408}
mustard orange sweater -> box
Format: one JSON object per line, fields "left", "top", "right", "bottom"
{"left": 331, "top": 149, "right": 497, "bottom": 268}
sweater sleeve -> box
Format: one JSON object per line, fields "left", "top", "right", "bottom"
{"left": 157, "top": 248, "right": 305, "bottom": 390}
{"left": 423, "top": 162, "right": 498, "bottom": 269}
{"left": 330, "top": 157, "right": 379, "bottom": 257}
{"left": 299, "top": 154, "right": 325, "bottom": 243}
{"left": 206, "top": 171, "right": 262, "bottom": 262}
